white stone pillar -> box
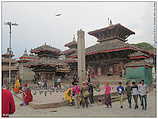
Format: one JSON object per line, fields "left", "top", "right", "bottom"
{"left": 77, "top": 29, "right": 86, "bottom": 83}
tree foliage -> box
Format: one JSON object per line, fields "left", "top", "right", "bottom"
{"left": 132, "top": 42, "right": 155, "bottom": 51}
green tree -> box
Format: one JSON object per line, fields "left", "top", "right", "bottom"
{"left": 132, "top": 42, "right": 155, "bottom": 51}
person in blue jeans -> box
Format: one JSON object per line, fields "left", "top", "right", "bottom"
{"left": 131, "top": 82, "right": 139, "bottom": 109}
{"left": 139, "top": 80, "right": 148, "bottom": 110}
{"left": 117, "top": 82, "right": 125, "bottom": 108}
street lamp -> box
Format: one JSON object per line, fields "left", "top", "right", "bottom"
{"left": 5, "top": 21, "right": 18, "bottom": 89}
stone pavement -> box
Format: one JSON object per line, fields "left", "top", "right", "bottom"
{"left": 13, "top": 85, "right": 117, "bottom": 109}
{"left": 10, "top": 89, "right": 156, "bottom": 118}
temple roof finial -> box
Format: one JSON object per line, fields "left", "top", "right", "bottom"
{"left": 24, "top": 48, "right": 27, "bottom": 52}
{"left": 108, "top": 17, "right": 113, "bottom": 26}
{"left": 24, "top": 48, "right": 28, "bottom": 55}
{"left": 7, "top": 48, "right": 10, "bottom": 53}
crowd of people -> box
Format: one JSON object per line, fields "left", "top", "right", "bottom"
{"left": 2, "top": 76, "right": 148, "bottom": 117}
{"left": 36, "top": 76, "right": 62, "bottom": 89}
{"left": 64, "top": 79, "right": 148, "bottom": 111}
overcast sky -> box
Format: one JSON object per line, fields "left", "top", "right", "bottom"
{"left": 2, "top": 1, "right": 156, "bottom": 58}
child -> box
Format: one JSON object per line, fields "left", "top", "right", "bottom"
{"left": 104, "top": 82, "right": 112, "bottom": 108}
{"left": 125, "top": 81, "right": 132, "bottom": 108}
{"left": 116, "top": 82, "right": 124, "bottom": 108}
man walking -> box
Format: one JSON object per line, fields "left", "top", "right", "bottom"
{"left": 116, "top": 82, "right": 124, "bottom": 108}
{"left": 57, "top": 77, "right": 61, "bottom": 89}
{"left": 139, "top": 80, "right": 148, "bottom": 110}
{"left": 131, "top": 82, "right": 139, "bottom": 109}
{"left": 88, "top": 83, "right": 94, "bottom": 104}
{"left": 125, "top": 81, "right": 132, "bottom": 108}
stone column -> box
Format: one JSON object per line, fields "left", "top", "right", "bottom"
{"left": 77, "top": 29, "right": 86, "bottom": 83}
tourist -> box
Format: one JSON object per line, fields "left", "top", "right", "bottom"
{"left": 138, "top": 81, "right": 142, "bottom": 105}
{"left": 2, "top": 86, "right": 16, "bottom": 117}
{"left": 20, "top": 84, "right": 33, "bottom": 106}
{"left": 139, "top": 80, "right": 148, "bottom": 110}
{"left": 104, "top": 81, "right": 112, "bottom": 108}
{"left": 13, "top": 78, "right": 21, "bottom": 93}
{"left": 54, "top": 79, "right": 57, "bottom": 88}
{"left": 116, "top": 82, "right": 124, "bottom": 108}
{"left": 57, "top": 76, "right": 61, "bottom": 89}
{"left": 72, "top": 83, "right": 81, "bottom": 108}
{"left": 125, "top": 81, "right": 132, "bottom": 108}
{"left": 88, "top": 82, "right": 94, "bottom": 104}
{"left": 131, "top": 82, "right": 139, "bottom": 109}
{"left": 43, "top": 80, "right": 48, "bottom": 89}
{"left": 64, "top": 86, "right": 74, "bottom": 105}
{"left": 80, "top": 81, "right": 89, "bottom": 108}
{"left": 87, "top": 69, "right": 91, "bottom": 83}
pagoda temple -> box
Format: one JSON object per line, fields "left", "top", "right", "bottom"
{"left": 17, "top": 49, "right": 37, "bottom": 84}
{"left": 18, "top": 49, "right": 37, "bottom": 63}
{"left": 68, "top": 23, "right": 154, "bottom": 77}
{"left": 2, "top": 48, "right": 19, "bottom": 86}
{"left": 25, "top": 43, "right": 70, "bottom": 82}
{"left": 62, "top": 35, "right": 78, "bottom": 74}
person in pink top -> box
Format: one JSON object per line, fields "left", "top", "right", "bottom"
{"left": 72, "top": 83, "right": 81, "bottom": 108}
{"left": 104, "top": 82, "right": 112, "bottom": 108}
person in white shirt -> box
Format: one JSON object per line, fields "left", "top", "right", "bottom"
{"left": 57, "top": 77, "right": 61, "bottom": 89}
{"left": 139, "top": 80, "right": 148, "bottom": 110}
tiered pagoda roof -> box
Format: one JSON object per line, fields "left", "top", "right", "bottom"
{"left": 64, "top": 35, "right": 77, "bottom": 49}
{"left": 88, "top": 23, "right": 135, "bottom": 42}
{"left": 62, "top": 35, "right": 78, "bottom": 64}
{"left": 25, "top": 57, "right": 70, "bottom": 72}
{"left": 2, "top": 48, "right": 16, "bottom": 64}
{"left": 64, "top": 40, "right": 77, "bottom": 48}
{"left": 68, "top": 40, "right": 137, "bottom": 58}
{"left": 64, "top": 57, "right": 77, "bottom": 63}
{"left": 18, "top": 49, "right": 38, "bottom": 63}
{"left": 125, "top": 60, "right": 153, "bottom": 68}
{"left": 61, "top": 48, "right": 77, "bottom": 56}
{"left": 26, "top": 57, "right": 64, "bottom": 67}
{"left": 2, "top": 48, "right": 14, "bottom": 58}
{"left": 68, "top": 23, "right": 155, "bottom": 60}
{"left": 128, "top": 51, "right": 150, "bottom": 60}
{"left": 2, "top": 48, "right": 18, "bottom": 72}
{"left": 31, "top": 43, "right": 61, "bottom": 57}
{"left": 2, "top": 58, "right": 17, "bottom": 64}
{"left": 2, "top": 65, "right": 19, "bottom": 71}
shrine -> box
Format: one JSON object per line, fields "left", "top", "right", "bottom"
{"left": 68, "top": 23, "right": 154, "bottom": 77}
{"left": 17, "top": 49, "right": 37, "bottom": 84}
{"left": 2, "top": 48, "right": 19, "bottom": 86}
{"left": 62, "top": 35, "right": 78, "bottom": 76}
{"left": 25, "top": 43, "right": 70, "bottom": 82}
